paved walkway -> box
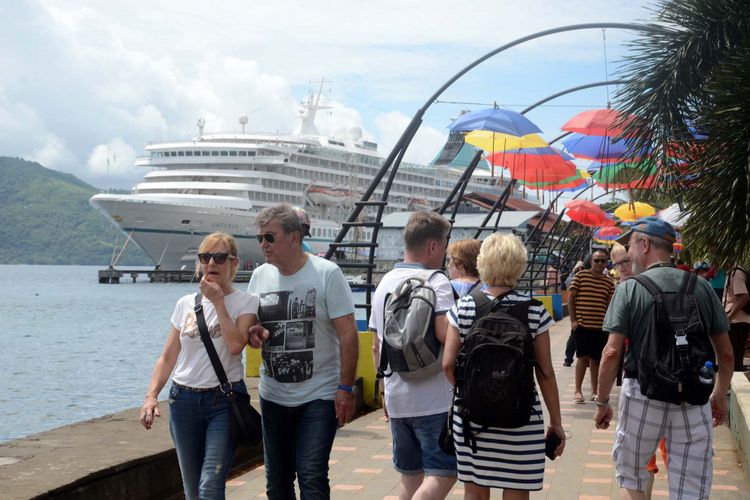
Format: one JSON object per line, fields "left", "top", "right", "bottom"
{"left": 227, "top": 318, "right": 750, "bottom": 499}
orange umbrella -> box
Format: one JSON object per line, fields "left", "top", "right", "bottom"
{"left": 564, "top": 200, "right": 613, "bottom": 227}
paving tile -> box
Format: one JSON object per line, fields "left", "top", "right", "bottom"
{"left": 226, "top": 319, "right": 750, "bottom": 499}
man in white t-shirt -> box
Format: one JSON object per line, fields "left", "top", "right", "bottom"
{"left": 247, "top": 204, "right": 358, "bottom": 500}
{"left": 370, "top": 211, "right": 457, "bottom": 499}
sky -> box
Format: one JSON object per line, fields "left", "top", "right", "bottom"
{"left": 0, "top": 0, "right": 657, "bottom": 190}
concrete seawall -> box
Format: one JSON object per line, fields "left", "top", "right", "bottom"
{"left": 0, "top": 380, "right": 263, "bottom": 500}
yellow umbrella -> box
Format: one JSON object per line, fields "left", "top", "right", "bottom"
{"left": 464, "top": 130, "right": 548, "bottom": 152}
{"left": 614, "top": 201, "right": 656, "bottom": 222}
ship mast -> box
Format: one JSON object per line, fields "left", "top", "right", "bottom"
{"left": 293, "top": 78, "right": 331, "bottom": 136}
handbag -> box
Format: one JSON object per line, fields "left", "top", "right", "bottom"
{"left": 438, "top": 393, "right": 455, "bottom": 455}
{"left": 194, "top": 293, "right": 262, "bottom": 447}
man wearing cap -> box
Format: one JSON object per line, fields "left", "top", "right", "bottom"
{"left": 593, "top": 216, "right": 733, "bottom": 499}
{"left": 247, "top": 203, "right": 359, "bottom": 499}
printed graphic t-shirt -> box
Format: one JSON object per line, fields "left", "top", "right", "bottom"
{"left": 369, "top": 264, "right": 455, "bottom": 418}
{"left": 171, "top": 290, "right": 259, "bottom": 388}
{"left": 248, "top": 255, "right": 355, "bottom": 405}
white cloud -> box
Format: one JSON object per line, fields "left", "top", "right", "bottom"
{"left": 86, "top": 138, "right": 137, "bottom": 178}
{"left": 0, "top": 0, "right": 653, "bottom": 188}
{"left": 375, "top": 111, "right": 447, "bottom": 165}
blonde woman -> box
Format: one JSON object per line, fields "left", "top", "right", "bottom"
{"left": 443, "top": 233, "right": 564, "bottom": 499}
{"left": 139, "top": 232, "right": 265, "bottom": 500}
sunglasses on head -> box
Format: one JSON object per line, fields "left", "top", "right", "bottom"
{"left": 593, "top": 259, "right": 608, "bottom": 264}
{"left": 197, "top": 252, "right": 234, "bottom": 265}
{"left": 256, "top": 233, "right": 276, "bottom": 244}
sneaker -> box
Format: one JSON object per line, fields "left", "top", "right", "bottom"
{"left": 563, "top": 360, "right": 573, "bottom": 367}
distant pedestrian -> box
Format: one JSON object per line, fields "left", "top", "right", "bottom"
{"left": 568, "top": 249, "right": 614, "bottom": 403}
{"left": 563, "top": 260, "right": 584, "bottom": 367}
{"left": 594, "top": 216, "right": 733, "bottom": 498}
{"left": 446, "top": 239, "right": 481, "bottom": 298}
{"left": 139, "top": 232, "right": 265, "bottom": 500}
{"left": 610, "top": 243, "right": 633, "bottom": 285}
{"left": 724, "top": 265, "right": 750, "bottom": 371}
{"left": 370, "top": 211, "right": 457, "bottom": 499}
{"left": 443, "top": 233, "right": 564, "bottom": 498}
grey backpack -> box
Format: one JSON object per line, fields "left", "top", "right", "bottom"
{"left": 377, "top": 270, "right": 444, "bottom": 382}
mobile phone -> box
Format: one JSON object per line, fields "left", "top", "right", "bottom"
{"left": 545, "top": 434, "right": 562, "bottom": 460}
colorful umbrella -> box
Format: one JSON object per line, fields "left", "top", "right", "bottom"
{"left": 565, "top": 199, "right": 613, "bottom": 227}
{"left": 488, "top": 147, "right": 577, "bottom": 184}
{"left": 449, "top": 107, "right": 542, "bottom": 136}
{"left": 614, "top": 202, "right": 656, "bottom": 222}
{"left": 589, "top": 161, "right": 657, "bottom": 189}
{"left": 658, "top": 203, "right": 690, "bottom": 229}
{"left": 464, "top": 131, "right": 548, "bottom": 151}
{"left": 594, "top": 226, "right": 622, "bottom": 240}
{"left": 561, "top": 108, "right": 633, "bottom": 136}
{"left": 561, "top": 133, "right": 634, "bottom": 160}
{"left": 519, "top": 169, "right": 589, "bottom": 192}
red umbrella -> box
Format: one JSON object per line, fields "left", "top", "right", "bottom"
{"left": 564, "top": 199, "right": 613, "bottom": 227}
{"left": 488, "top": 147, "right": 577, "bottom": 184}
{"left": 561, "top": 108, "right": 633, "bottom": 137}
{"left": 594, "top": 226, "right": 622, "bottom": 240}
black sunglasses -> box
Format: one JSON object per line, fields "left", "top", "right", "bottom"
{"left": 256, "top": 233, "right": 276, "bottom": 244}
{"left": 593, "top": 259, "right": 608, "bottom": 264}
{"left": 198, "top": 252, "right": 234, "bottom": 265}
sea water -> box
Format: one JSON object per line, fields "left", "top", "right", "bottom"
{"left": 0, "top": 265, "right": 367, "bottom": 443}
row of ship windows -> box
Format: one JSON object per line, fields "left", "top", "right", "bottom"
{"left": 152, "top": 150, "right": 261, "bottom": 158}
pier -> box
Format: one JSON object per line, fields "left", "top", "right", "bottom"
{"left": 97, "top": 268, "right": 254, "bottom": 284}
{"left": 3, "top": 317, "right": 750, "bottom": 499}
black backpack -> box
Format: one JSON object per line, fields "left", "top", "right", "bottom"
{"left": 454, "top": 289, "right": 538, "bottom": 438}
{"left": 633, "top": 271, "right": 715, "bottom": 406}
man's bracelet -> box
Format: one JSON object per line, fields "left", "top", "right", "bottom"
{"left": 594, "top": 396, "right": 610, "bottom": 407}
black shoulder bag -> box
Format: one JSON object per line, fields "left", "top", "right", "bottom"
{"left": 194, "top": 293, "right": 262, "bottom": 447}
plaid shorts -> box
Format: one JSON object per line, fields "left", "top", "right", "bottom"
{"left": 613, "top": 378, "right": 714, "bottom": 498}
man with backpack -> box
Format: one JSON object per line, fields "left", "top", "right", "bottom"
{"left": 593, "top": 216, "right": 733, "bottom": 499}
{"left": 370, "top": 211, "right": 457, "bottom": 499}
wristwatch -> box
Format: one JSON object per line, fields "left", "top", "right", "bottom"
{"left": 338, "top": 383, "right": 358, "bottom": 396}
{"left": 594, "top": 395, "right": 610, "bottom": 407}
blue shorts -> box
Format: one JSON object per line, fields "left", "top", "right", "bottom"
{"left": 390, "top": 412, "right": 457, "bottom": 477}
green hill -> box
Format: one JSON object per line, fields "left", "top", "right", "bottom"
{"left": 0, "top": 156, "right": 150, "bottom": 265}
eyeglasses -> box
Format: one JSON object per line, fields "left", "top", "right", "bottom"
{"left": 256, "top": 233, "right": 276, "bottom": 244}
{"left": 614, "top": 259, "right": 630, "bottom": 268}
{"left": 593, "top": 259, "right": 608, "bottom": 264}
{"left": 198, "top": 252, "right": 235, "bottom": 265}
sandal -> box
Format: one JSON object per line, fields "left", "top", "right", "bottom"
{"left": 574, "top": 393, "right": 585, "bottom": 404}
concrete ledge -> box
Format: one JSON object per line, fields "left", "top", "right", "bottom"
{"left": 730, "top": 371, "right": 750, "bottom": 486}
{"left": 0, "top": 380, "right": 263, "bottom": 500}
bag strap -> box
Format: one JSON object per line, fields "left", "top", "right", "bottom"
{"left": 194, "top": 293, "right": 231, "bottom": 390}
{"left": 679, "top": 269, "right": 697, "bottom": 295}
{"left": 632, "top": 274, "right": 662, "bottom": 298}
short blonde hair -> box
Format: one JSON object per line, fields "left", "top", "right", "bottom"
{"left": 196, "top": 232, "right": 239, "bottom": 280}
{"left": 447, "top": 239, "right": 481, "bottom": 278}
{"left": 477, "top": 233, "right": 527, "bottom": 287}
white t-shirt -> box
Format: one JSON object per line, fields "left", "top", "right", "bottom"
{"left": 369, "top": 263, "right": 455, "bottom": 418}
{"left": 170, "top": 290, "right": 259, "bottom": 388}
{"left": 247, "top": 255, "right": 355, "bottom": 405}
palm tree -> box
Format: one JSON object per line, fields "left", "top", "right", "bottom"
{"left": 615, "top": 0, "right": 750, "bottom": 266}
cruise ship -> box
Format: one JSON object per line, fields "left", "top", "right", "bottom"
{"left": 90, "top": 92, "right": 514, "bottom": 270}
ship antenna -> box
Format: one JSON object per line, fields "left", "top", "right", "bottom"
{"left": 197, "top": 117, "right": 206, "bottom": 139}
{"left": 239, "top": 115, "right": 248, "bottom": 134}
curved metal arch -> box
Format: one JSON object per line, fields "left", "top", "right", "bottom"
{"left": 326, "top": 22, "right": 670, "bottom": 318}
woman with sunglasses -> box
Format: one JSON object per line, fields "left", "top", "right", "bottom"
{"left": 139, "top": 232, "right": 264, "bottom": 500}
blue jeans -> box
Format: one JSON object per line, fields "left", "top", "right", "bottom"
{"left": 169, "top": 381, "right": 246, "bottom": 500}
{"left": 260, "top": 397, "right": 338, "bottom": 500}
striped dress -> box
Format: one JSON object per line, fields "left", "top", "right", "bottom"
{"left": 447, "top": 291, "right": 554, "bottom": 490}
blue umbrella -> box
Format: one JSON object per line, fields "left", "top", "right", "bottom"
{"left": 561, "top": 133, "right": 632, "bottom": 160}
{"left": 448, "top": 107, "right": 542, "bottom": 136}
